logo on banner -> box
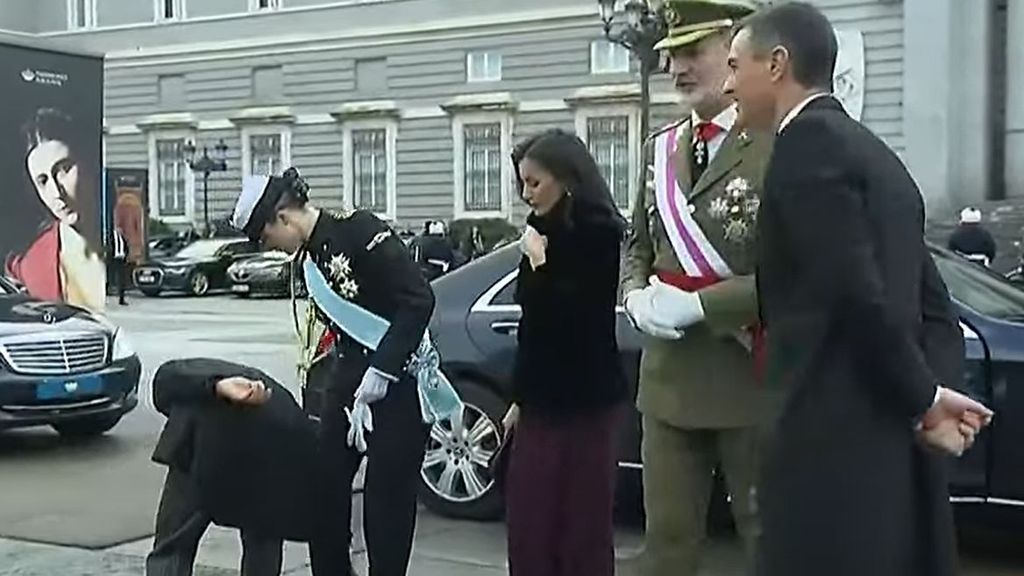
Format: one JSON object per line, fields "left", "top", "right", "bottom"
{"left": 19, "top": 67, "right": 69, "bottom": 87}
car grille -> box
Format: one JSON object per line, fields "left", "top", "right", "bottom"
{"left": 0, "top": 334, "right": 109, "bottom": 376}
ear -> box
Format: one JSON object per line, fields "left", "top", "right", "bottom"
{"left": 769, "top": 45, "right": 789, "bottom": 83}
{"left": 275, "top": 208, "right": 291, "bottom": 227}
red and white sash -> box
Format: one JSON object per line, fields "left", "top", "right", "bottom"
{"left": 653, "top": 125, "right": 734, "bottom": 286}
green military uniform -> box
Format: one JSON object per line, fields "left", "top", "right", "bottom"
{"left": 619, "top": 2, "right": 772, "bottom": 575}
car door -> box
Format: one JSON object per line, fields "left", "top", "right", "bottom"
{"left": 465, "top": 270, "right": 520, "bottom": 394}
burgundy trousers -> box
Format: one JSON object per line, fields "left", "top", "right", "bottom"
{"left": 506, "top": 404, "right": 621, "bottom": 576}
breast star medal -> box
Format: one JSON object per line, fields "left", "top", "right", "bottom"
{"left": 708, "top": 177, "right": 760, "bottom": 244}
{"left": 328, "top": 252, "right": 359, "bottom": 299}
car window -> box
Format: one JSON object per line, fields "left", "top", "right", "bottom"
{"left": 219, "top": 241, "right": 258, "bottom": 257}
{"left": 932, "top": 248, "right": 1024, "bottom": 322}
{"left": 491, "top": 277, "right": 517, "bottom": 306}
{"left": 176, "top": 240, "right": 234, "bottom": 259}
{"left": 486, "top": 271, "right": 626, "bottom": 308}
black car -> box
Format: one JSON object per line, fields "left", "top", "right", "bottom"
{"left": 134, "top": 238, "right": 261, "bottom": 297}
{"left": 416, "top": 243, "right": 1024, "bottom": 521}
{"left": 0, "top": 276, "right": 142, "bottom": 437}
{"left": 227, "top": 251, "right": 306, "bottom": 298}
{"left": 147, "top": 235, "right": 193, "bottom": 260}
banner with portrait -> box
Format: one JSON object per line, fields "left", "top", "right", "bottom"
{"left": 104, "top": 168, "right": 149, "bottom": 265}
{"left": 833, "top": 28, "right": 866, "bottom": 122}
{"left": 0, "top": 40, "right": 105, "bottom": 311}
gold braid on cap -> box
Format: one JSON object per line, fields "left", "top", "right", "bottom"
{"left": 666, "top": 17, "right": 735, "bottom": 37}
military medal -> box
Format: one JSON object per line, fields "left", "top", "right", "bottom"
{"left": 708, "top": 177, "right": 759, "bottom": 244}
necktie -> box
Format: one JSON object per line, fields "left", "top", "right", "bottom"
{"left": 692, "top": 121, "right": 724, "bottom": 184}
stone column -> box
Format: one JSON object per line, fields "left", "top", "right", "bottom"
{"left": 1005, "top": 0, "right": 1024, "bottom": 197}
{"left": 903, "top": 0, "right": 993, "bottom": 217}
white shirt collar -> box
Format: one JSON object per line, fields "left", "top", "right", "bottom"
{"left": 691, "top": 104, "right": 738, "bottom": 133}
{"left": 777, "top": 92, "right": 830, "bottom": 134}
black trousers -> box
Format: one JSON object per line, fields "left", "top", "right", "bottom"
{"left": 146, "top": 468, "right": 283, "bottom": 576}
{"left": 309, "top": 354, "right": 429, "bottom": 576}
{"left": 113, "top": 258, "right": 129, "bottom": 303}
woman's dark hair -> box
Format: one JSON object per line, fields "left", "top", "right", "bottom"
{"left": 512, "top": 129, "right": 627, "bottom": 235}
{"left": 19, "top": 107, "right": 100, "bottom": 249}
{"left": 270, "top": 166, "right": 310, "bottom": 210}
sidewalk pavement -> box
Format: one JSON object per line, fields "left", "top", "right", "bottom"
{"left": 7, "top": 497, "right": 730, "bottom": 576}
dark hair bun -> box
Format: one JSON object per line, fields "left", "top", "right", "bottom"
{"left": 282, "top": 167, "right": 309, "bottom": 201}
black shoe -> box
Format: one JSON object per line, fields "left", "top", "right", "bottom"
{"left": 119, "top": 301, "right": 128, "bottom": 306}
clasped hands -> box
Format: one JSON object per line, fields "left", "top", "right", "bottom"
{"left": 625, "top": 275, "right": 705, "bottom": 340}
{"left": 917, "top": 387, "right": 994, "bottom": 457}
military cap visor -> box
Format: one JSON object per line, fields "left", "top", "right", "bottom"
{"left": 655, "top": 0, "right": 758, "bottom": 52}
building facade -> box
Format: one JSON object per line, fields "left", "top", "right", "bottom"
{"left": 0, "top": 0, "right": 1015, "bottom": 229}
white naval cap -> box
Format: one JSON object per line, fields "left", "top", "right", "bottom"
{"left": 960, "top": 207, "right": 982, "bottom": 224}
{"left": 232, "top": 175, "right": 271, "bottom": 232}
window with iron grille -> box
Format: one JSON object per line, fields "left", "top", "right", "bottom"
{"left": 590, "top": 40, "right": 630, "bottom": 75}
{"left": 250, "top": 0, "right": 279, "bottom": 10}
{"left": 156, "top": 139, "right": 188, "bottom": 217}
{"left": 467, "top": 52, "right": 502, "bottom": 83}
{"left": 68, "top": 0, "right": 95, "bottom": 29}
{"left": 249, "top": 133, "right": 282, "bottom": 177}
{"left": 464, "top": 123, "right": 502, "bottom": 212}
{"left": 158, "top": 0, "right": 184, "bottom": 20}
{"left": 352, "top": 129, "right": 389, "bottom": 213}
{"left": 587, "top": 116, "right": 631, "bottom": 208}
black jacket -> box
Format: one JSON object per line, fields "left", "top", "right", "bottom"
{"left": 306, "top": 210, "right": 434, "bottom": 382}
{"left": 151, "top": 358, "right": 318, "bottom": 542}
{"left": 412, "top": 234, "right": 456, "bottom": 281}
{"left": 948, "top": 223, "right": 996, "bottom": 263}
{"left": 512, "top": 209, "right": 627, "bottom": 416}
{"left": 755, "top": 96, "right": 962, "bottom": 576}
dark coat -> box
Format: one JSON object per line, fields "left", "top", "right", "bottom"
{"left": 755, "top": 97, "right": 962, "bottom": 576}
{"left": 412, "top": 234, "right": 457, "bottom": 281}
{"left": 948, "top": 223, "right": 997, "bottom": 263}
{"left": 152, "top": 358, "right": 318, "bottom": 542}
{"left": 306, "top": 210, "right": 435, "bottom": 384}
{"left": 512, "top": 208, "right": 627, "bottom": 417}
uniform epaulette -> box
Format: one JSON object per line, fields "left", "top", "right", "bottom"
{"left": 644, "top": 118, "right": 689, "bottom": 146}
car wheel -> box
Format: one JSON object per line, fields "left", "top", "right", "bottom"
{"left": 140, "top": 288, "right": 162, "bottom": 297}
{"left": 53, "top": 414, "right": 122, "bottom": 438}
{"left": 419, "top": 379, "right": 507, "bottom": 520}
{"left": 189, "top": 271, "right": 210, "bottom": 296}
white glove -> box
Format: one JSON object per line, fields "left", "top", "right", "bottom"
{"left": 625, "top": 289, "right": 683, "bottom": 340}
{"left": 355, "top": 368, "right": 391, "bottom": 405}
{"left": 648, "top": 275, "right": 705, "bottom": 329}
{"left": 345, "top": 401, "right": 373, "bottom": 453}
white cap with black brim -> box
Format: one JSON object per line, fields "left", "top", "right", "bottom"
{"left": 232, "top": 175, "right": 278, "bottom": 241}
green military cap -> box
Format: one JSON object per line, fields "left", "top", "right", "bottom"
{"left": 654, "top": 0, "right": 761, "bottom": 52}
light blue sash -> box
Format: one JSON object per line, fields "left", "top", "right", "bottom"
{"left": 303, "top": 258, "right": 464, "bottom": 426}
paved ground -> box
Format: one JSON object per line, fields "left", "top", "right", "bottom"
{"left": 1, "top": 293, "right": 1023, "bottom": 575}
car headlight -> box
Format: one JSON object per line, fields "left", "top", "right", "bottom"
{"left": 112, "top": 328, "right": 136, "bottom": 361}
{"left": 167, "top": 266, "right": 190, "bottom": 275}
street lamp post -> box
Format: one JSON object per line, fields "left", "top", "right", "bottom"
{"left": 185, "top": 139, "right": 229, "bottom": 237}
{"left": 598, "top": 0, "right": 666, "bottom": 168}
